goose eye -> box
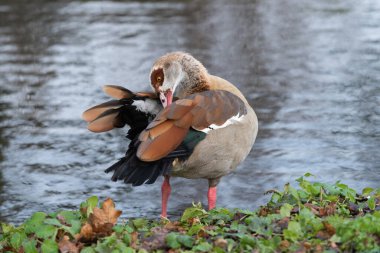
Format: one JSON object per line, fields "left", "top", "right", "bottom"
{"left": 157, "top": 76, "right": 162, "bottom": 82}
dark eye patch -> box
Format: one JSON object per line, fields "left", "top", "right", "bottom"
{"left": 150, "top": 68, "right": 164, "bottom": 91}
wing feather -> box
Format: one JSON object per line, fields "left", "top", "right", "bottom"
{"left": 82, "top": 86, "right": 161, "bottom": 137}
{"left": 137, "top": 90, "right": 247, "bottom": 161}
{"left": 137, "top": 124, "right": 189, "bottom": 161}
{"left": 103, "top": 85, "right": 134, "bottom": 99}
{"left": 88, "top": 109, "right": 119, "bottom": 132}
{"left": 148, "top": 120, "right": 173, "bottom": 139}
{"left": 82, "top": 100, "right": 122, "bottom": 122}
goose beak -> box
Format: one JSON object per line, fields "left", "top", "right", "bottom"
{"left": 159, "top": 89, "right": 173, "bottom": 108}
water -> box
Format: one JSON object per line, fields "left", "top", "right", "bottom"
{"left": 0, "top": 0, "right": 379, "bottom": 223}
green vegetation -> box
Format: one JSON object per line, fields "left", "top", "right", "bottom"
{"left": 1, "top": 174, "right": 379, "bottom": 252}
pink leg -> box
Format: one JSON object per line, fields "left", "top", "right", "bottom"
{"left": 208, "top": 186, "right": 217, "bottom": 210}
{"left": 161, "top": 176, "right": 171, "bottom": 218}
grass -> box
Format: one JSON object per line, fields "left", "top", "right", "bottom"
{"left": 1, "top": 173, "right": 379, "bottom": 252}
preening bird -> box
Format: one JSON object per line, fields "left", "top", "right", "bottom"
{"left": 82, "top": 52, "right": 258, "bottom": 217}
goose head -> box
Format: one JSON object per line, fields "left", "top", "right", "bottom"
{"left": 149, "top": 52, "right": 210, "bottom": 107}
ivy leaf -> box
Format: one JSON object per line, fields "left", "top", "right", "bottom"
{"left": 122, "top": 247, "right": 135, "bottom": 253}
{"left": 227, "top": 239, "right": 235, "bottom": 252}
{"left": 81, "top": 247, "right": 96, "bottom": 253}
{"left": 112, "top": 224, "right": 124, "bottom": 233}
{"left": 288, "top": 186, "right": 300, "bottom": 201}
{"left": 213, "top": 247, "right": 226, "bottom": 253}
{"left": 29, "top": 212, "right": 47, "bottom": 223}
{"left": 22, "top": 239, "right": 38, "bottom": 253}
{"left": 24, "top": 212, "right": 46, "bottom": 234}
{"left": 187, "top": 224, "right": 203, "bottom": 236}
{"left": 368, "top": 197, "right": 375, "bottom": 210}
{"left": 270, "top": 193, "right": 281, "bottom": 203}
{"left": 193, "top": 241, "right": 213, "bottom": 252}
{"left": 114, "top": 241, "right": 131, "bottom": 252}
{"left": 330, "top": 234, "right": 341, "bottom": 243}
{"left": 310, "top": 183, "right": 322, "bottom": 196}
{"left": 101, "top": 233, "right": 117, "bottom": 246}
{"left": 181, "top": 205, "right": 207, "bottom": 222}
{"left": 44, "top": 218, "right": 62, "bottom": 227}
{"left": 86, "top": 196, "right": 99, "bottom": 217}
{"left": 35, "top": 225, "right": 58, "bottom": 239}
{"left": 165, "top": 233, "right": 181, "bottom": 249}
{"left": 123, "top": 233, "right": 131, "bottom": 246}
{"left": 57, "top": 210, "right": 81, "bottom": 225}
{"left": 1, "top": 223, "right": 14, "bottom": 234}
{"left": 94, "top": 239, "right": 111, "bottom": 253}
{"left": 280, "top": 204, "right": 293, "bottom": 218}
{"left": 240, "top": 235, "right": 256, "bottom": 248}
{"left": 41, "top": 239, "right": 59, "bottom": 253}
{"left": 123, "top": 225, "right": 134, "bottom": 233}
{"left": 362, "top": 187, "right": 374, "bottom": 196}
{"left": 283, "top": 221, "right": 302, "bottom": 242}
{"left": 322, "top": 183, "right": 340, "bottom": 195}
{"left": 299, "top": 207, "right": 315, "bottom": 220}
{"left": 177, "top": 234, "right": 194, "bottom": 248}
{"left": 132, "top": 218, "right": 148, "bottom": 230}
{"left": 10, "top": 231, "right": 26, "bottom": 250}
{"left": 62, "top": 220, "right": 81, "bottom": 237}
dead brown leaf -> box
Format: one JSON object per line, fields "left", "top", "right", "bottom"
{"left": 89, "top": 198, "right": 122, "bottom": 231}
{"left": 188, "top": 217, "right": 200, "bottom": 226}
{"left": 316, "top": 230, "right": 330, "bottom": 240}
{"left": 348, "top": 202, "right": 360, "bottom": 216}
{"left": 304, "top": 202, "right": 336, "bottom": 217}
{"left": 232, "top": 212, "right": 247, "bottom": 221}
{"left": 58, "top": 236, "right": 79, "bottom": 253}
{"left": 315, "top": 244, "right": 324, "bottom": 253}
{"left": 258, "top": 207, "right": 269, "bottom": 217}
{"left": 304, "top": 203, "right": 320, "bottom": 215}
{"left": 164, "top": 221, "right": 185, "bottom": 232}
{"left": 291, "top": 206, "right": 300, "bottom": 214}
{"left": 57, "top": 215, "right": 70, "bottom": 226}
{"left": 141, "top": 227, "right": 169, "bottom": 250}
{"left": 76, "top": 198, "right": 122, "bottom": 241}
{"left": 214, "top": 238, "right": 228, "bottom": 248}
{"left": 196, "top": 228, "right": 209, "bottom": 239}
{"left": 277, "top": 217, "right": 289, "bottom": 230}
{"left": 319, "top": 202, "right": 336, "bottom": 217}
{"left": 130, "top": 231, "right": 139, "bottom": 248}
{"left": 303, "top": 241, "right": 311, "bottom": 250}
{"left": 330, "top": 241, "right": 338, "bottom": 249}
{"left": 279, "top": 240, "right": 290, "bottom": 250}
{"left": 77, "top": 223, "right": 94, "bottom": 241}
{"left": 323, "top": 222, "right": 336, "bottom": 236}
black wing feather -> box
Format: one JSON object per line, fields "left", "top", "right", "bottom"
{"left": 85, "top": 87, "right": 201, "bottom": 186}
{"left": 105, "top": 136, "right": 191, "bottom": 186}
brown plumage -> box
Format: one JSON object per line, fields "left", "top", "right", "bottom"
{"left": 137, "top": 90, "right": 247, "bottom": 161}
{"left": 82, "top": 52, "right": 258, "bottom": 217}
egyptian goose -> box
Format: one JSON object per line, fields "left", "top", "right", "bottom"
{"left": 82, "top": 52, "right": 258, "bottom": 217}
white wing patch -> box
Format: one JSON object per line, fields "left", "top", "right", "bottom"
{"left": 132, "top": 99, "right": 161, "bottom": 115}
{"left": 200, "top": 114, "right": 245, "bottom": 133}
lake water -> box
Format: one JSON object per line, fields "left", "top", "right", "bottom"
{"left": 0, "top": 0, "right": 379, "bottom": 223}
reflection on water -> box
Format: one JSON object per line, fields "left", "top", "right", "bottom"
{"left": 0, "top": 0, "right": 379, "bottom": 223}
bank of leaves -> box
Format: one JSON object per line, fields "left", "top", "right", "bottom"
{"left": 1, "top": 174, "right": 380, "bottom": 252}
